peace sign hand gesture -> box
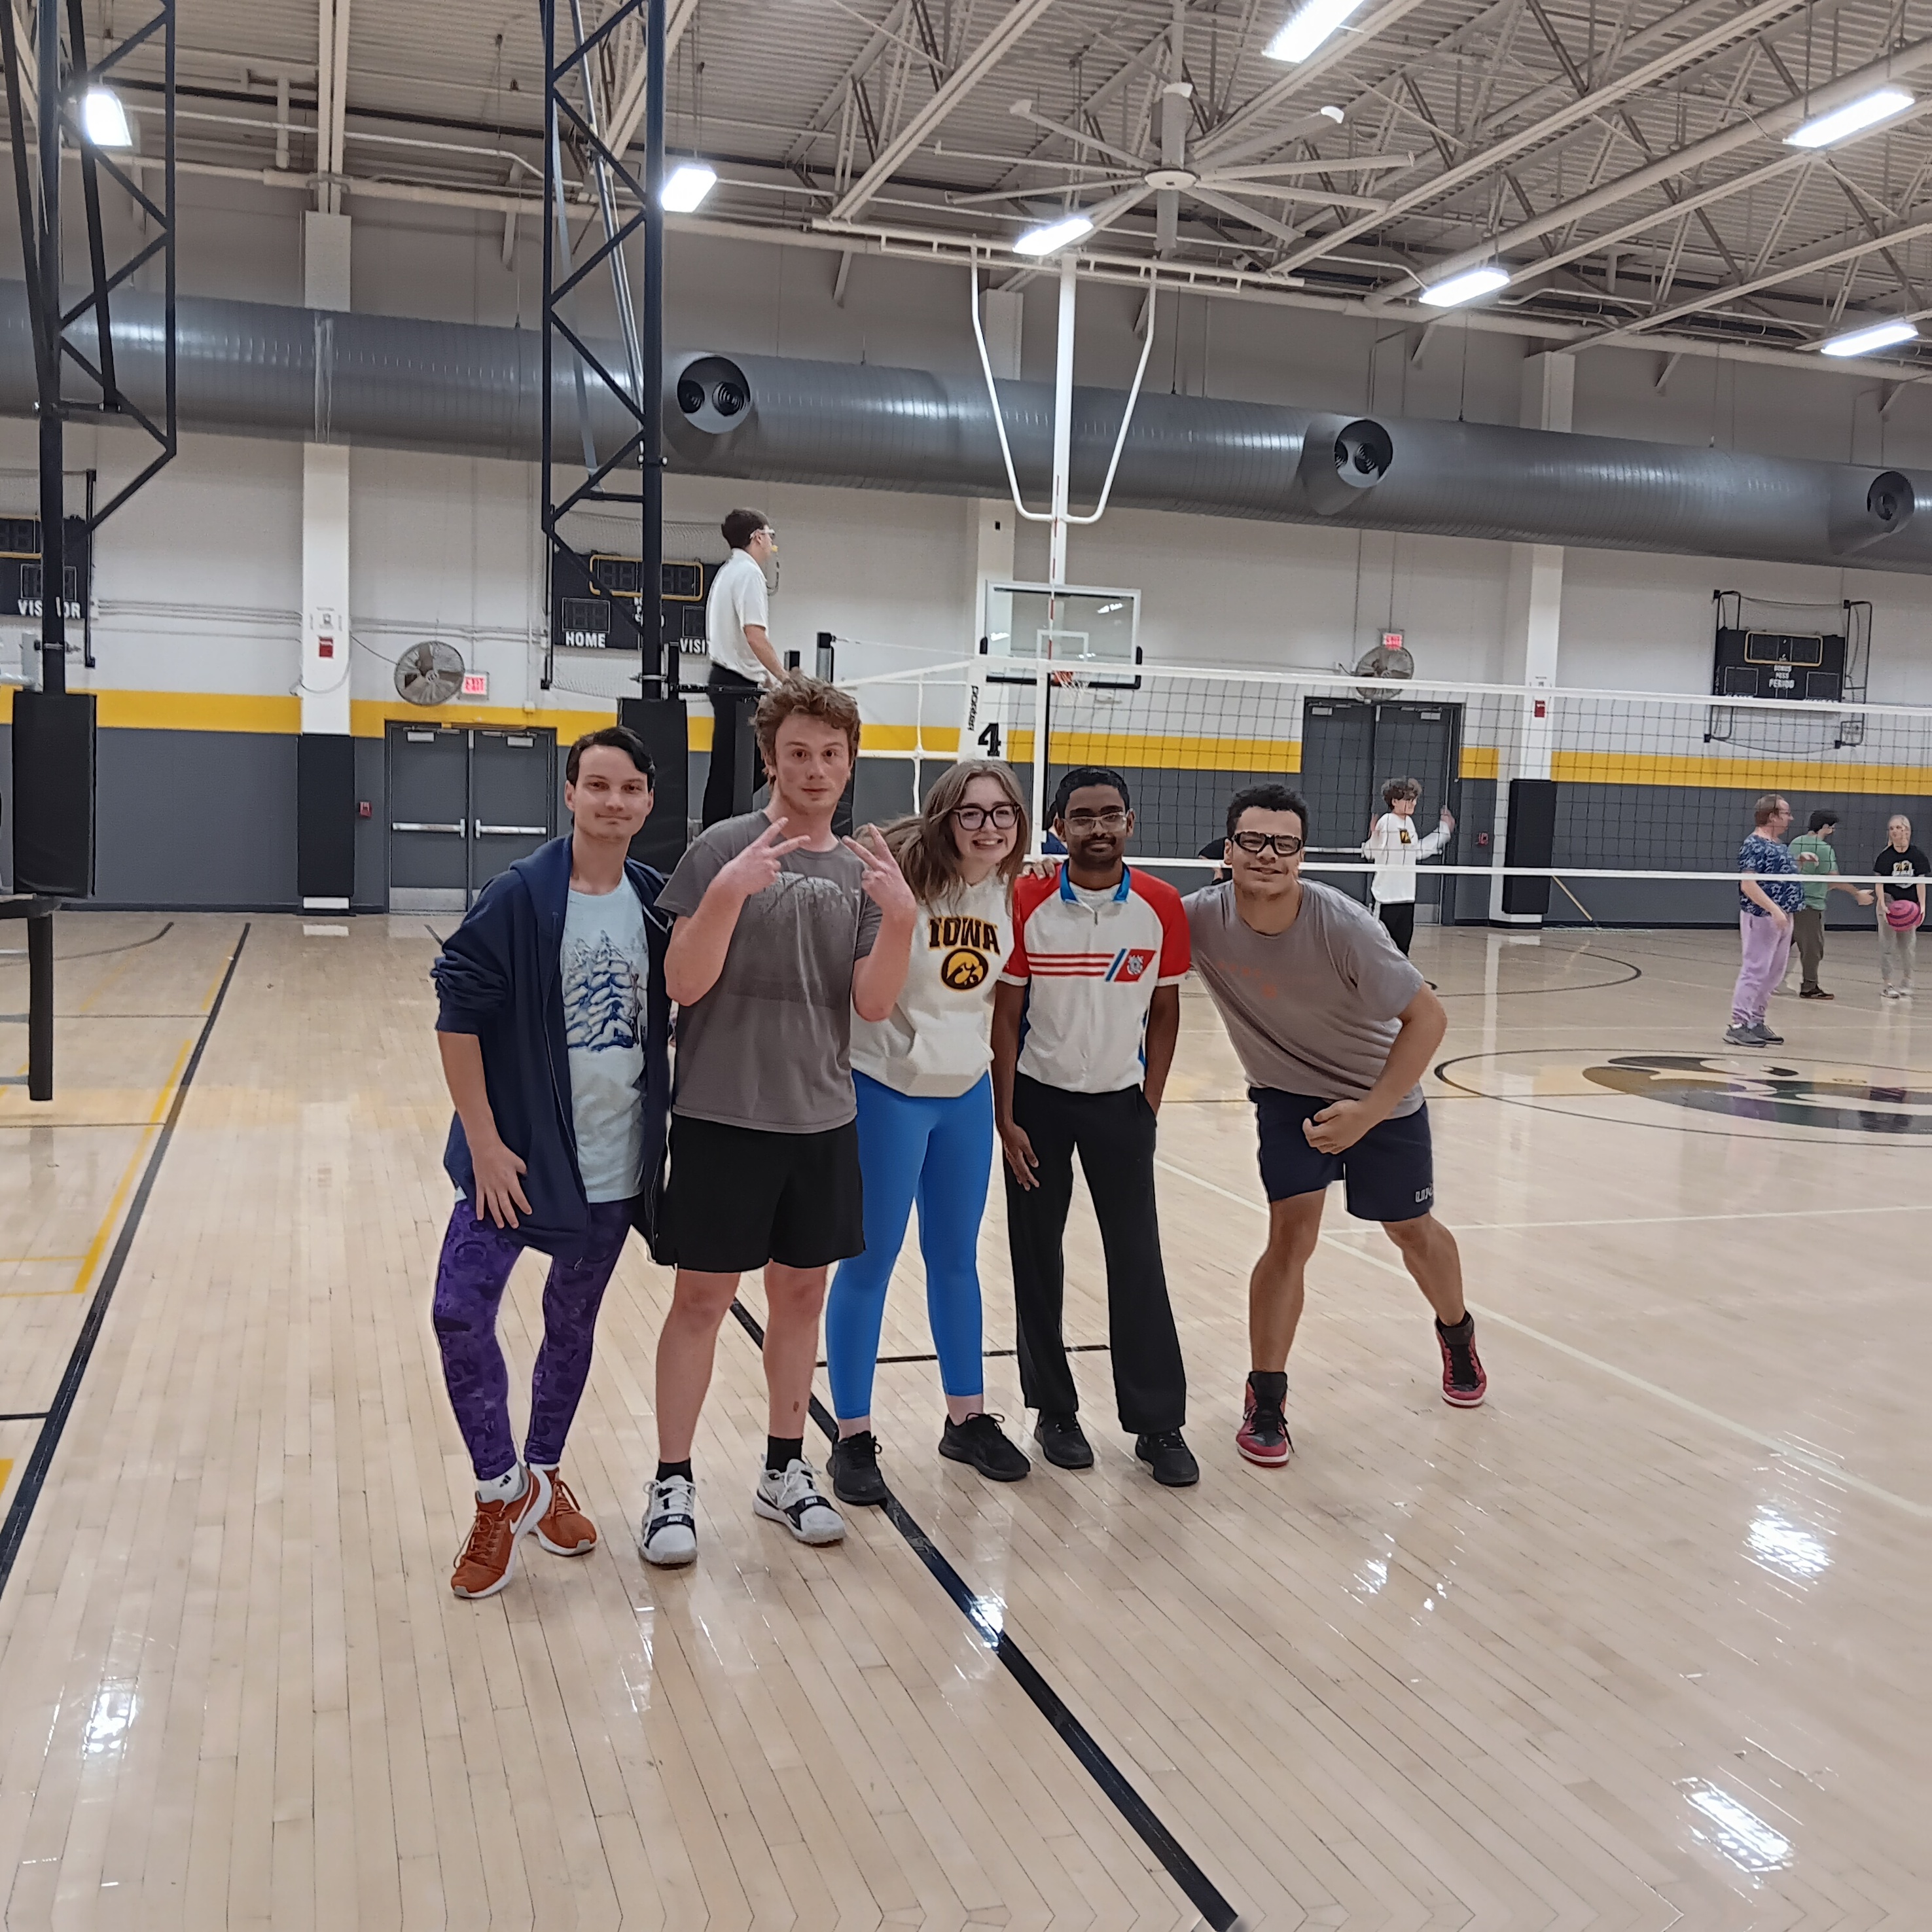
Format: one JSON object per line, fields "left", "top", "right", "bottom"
{"left": 842, "top": 824, "right": 918, "bottom": 921}
{"left": 715, "top": 817, "right": 812, "bottom": 903}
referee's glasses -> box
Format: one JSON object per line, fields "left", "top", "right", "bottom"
{"left": 1228, "top": 831, "right": 1305, "bottom": 857}
{"left": 950, "top": 802, "right": 1020, "bottom": 831}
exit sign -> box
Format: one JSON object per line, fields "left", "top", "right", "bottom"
{"left": 1381, "top": 630, "right": 1404, "bottom": 652}
{"left": 459, "top": 671, "right": 489, "bottom": 699}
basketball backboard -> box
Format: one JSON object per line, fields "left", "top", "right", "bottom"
{"left": 981, "top": 581, "right": 1139, "bottom": 687}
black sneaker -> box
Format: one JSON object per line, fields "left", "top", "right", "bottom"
{"left": 1135, "top": 1429, "right": 1200, "bottom": 1487}
{"left": 939, "top": 1413, "right": 1031, "bottom": 1482}
{"left": 1032, "top": 1412, "right": 1094, "bottom": 1470}
{"left": 827, "top": 1432, "right": 889, "bottom": 1507}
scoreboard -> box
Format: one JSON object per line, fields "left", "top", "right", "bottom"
{"left": 551, "top": 545, "right": 710, "bottom": 653}
{"left": 0, "top": 516, "right": 92, "bottom": 625}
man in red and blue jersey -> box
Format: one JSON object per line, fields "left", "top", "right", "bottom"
{"left": 991, "top": 768, "right": 1197, "bottom": 1486}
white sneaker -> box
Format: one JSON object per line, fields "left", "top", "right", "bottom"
{"left": 639, "top": 1475, "right": 698, "bottom": 1567}
{"left": 753, "top": 1458, "right": 846, "bottom": 1546}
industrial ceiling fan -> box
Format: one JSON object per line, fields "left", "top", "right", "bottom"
{"left": 978, "top": 5, "right": 1412, "bottom": 260}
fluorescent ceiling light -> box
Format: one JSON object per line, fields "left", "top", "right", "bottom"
{"left": 81, "top": 86, "right": 132, "bottom": 149}
{"left": 1014, "top": 212, "right": 1092, "bottom": 255}
{"left": 1785, "top": 87, "right": 1914, "bottom": 149}
{"left": 1266, "top": 0, "right": 1370, "bottom": 63}
{"left": 1821, "top": 317, "right": 1920, "bottom": 357}
{"left": 1419, "top": 263, "right": 1511, "bottom": 308}
{"left": 1319, "top": 104, "right": 1345, "bottom": 122}
{"left": 661, "top": 162, "right": 717, "bottom": 212}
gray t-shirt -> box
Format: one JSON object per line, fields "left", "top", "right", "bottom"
{"left": 562, "top": 884, "right": 650, "bottom": 1202}
{"left": 658, "top": 811, "right": 882, "bottom": 1132}
{"left": 1183, "top": 879, "right": 1427, "bottom": 1116}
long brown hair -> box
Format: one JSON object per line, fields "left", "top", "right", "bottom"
{"left": 885, "top": 760, "right": 1030, "bottom": 906}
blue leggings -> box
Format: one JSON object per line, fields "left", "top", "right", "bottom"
{"left": 825, "top": 1071, "right": 993, "bottom": 1420}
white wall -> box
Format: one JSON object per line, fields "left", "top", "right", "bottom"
{"left": 11, "top": 179, "right": 1932, "bottom": 715}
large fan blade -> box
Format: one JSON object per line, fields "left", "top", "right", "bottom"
{"left": 1082, "top": 182, "right": 1156, "bottom": 236}
{"left": 1188, "top": 184, "right": 1313, "bottom": 248}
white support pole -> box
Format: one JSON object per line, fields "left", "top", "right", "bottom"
{"left": 1048, "top": 251, "right": 1075, "bottom": 590}
{"left": 1030, "top": 660, "right": 1050, "bottom": 856}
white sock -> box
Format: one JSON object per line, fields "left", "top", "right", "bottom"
{"left": 478, "top": 1465, "right": 527, "bottom": 1505}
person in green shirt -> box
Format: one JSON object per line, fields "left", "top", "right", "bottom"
{"left": 1787, "top": 810, "right": 1873, "bottom": 999}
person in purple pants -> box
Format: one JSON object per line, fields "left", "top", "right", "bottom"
{"left": 1726, "top": 793, "right": 1802, "bottom": 1050}
{"left": 428, "top": 726, "right": 672, "bottom": 1600}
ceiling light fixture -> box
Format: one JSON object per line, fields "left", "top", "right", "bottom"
{"left": 1418, "top": 263, "right": 1511, "bottom": 308}
{"left": 1786, "top": 87, "right": 1914, "bottom": 149}
{"left": 1820, "top": 317, "right": 1920, "bottom": 357}
{"left": 1266, "top": 0, "right": 1370, "bottom": 64}
{"left": 1319, "top": 104, "right": 1345, "bottom": 122}
{"left": 1014, "top": 211, "right": 1093, "bottom": 256}
{"left": 661, "top": 162, "right": 717, "bottom": 212}
{"left": 81, "top": 86, "right": 132, "bottom": 149}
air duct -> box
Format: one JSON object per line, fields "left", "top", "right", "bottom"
{"left": 5, "top": 279, "right": 1931, "bottom": 575}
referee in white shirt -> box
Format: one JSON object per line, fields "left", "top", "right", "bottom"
{"left": 702, "top": 509, "right": 785, "bottom": 827}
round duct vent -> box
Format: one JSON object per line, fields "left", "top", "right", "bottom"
{"left": 1868, "top": 471, "right": 1913, "bottom": 529}
{"left": 1829, "top": 467, "right": 1916, "bottom": 555}
{"left": 673, "top": 354, "right": 754, "bottom": 437}
{"left": 1297, "top": 414, "right": 1395, "bottom": 515}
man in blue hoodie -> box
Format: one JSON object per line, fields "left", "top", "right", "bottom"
{"left": 428, "top": 725, "right": 672, "bottom": 1600}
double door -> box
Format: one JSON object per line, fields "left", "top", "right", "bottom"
{"left": 387, "top": 724, "right": 556, "bottom": 912}
{"left": 1299, "top": 699, "right": 1463, "bottom": 922}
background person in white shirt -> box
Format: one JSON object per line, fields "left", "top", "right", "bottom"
{"left": 1362, "top": 776, "right": 1454, "bottom": 956}
{"left": 702, "top": 508, "right": 785, "bottom": 827}
{"left": 823, "top": 760, "right": 1033, "bottom": 1505}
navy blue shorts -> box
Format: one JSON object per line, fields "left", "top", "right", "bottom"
{"left": 1251, "top": 1088, "right": 1435, "bottom": 1223}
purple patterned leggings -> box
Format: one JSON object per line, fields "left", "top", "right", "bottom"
{"left": 430, "top": 1197, "right": 632, "bottom": 1483}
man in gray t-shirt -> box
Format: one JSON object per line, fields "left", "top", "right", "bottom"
{"left": 1182, "top": 782, "right": 1489, "bottom": 1470}
{"left": 641, "top": 680, "right": 916, "bottom": 1573}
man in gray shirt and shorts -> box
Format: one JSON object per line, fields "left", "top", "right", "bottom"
{"left": 1183, "top": 783, "right": 1488, "bottom": 1470}
{"left": 641, "top": 678, "right": 917, "bottom": 1565}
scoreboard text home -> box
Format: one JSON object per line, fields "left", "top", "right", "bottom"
{"left": 551, "top": 546, "right": 709, "bottom": 653}
{"left": 0, "top": 516, "right": 92, "bottom": 623}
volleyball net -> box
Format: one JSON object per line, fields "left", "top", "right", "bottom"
{"left": 831, "top": 652, "right": 1932, "bottom": 925}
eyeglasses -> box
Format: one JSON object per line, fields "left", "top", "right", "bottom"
{"left": 1063, "top": 809, "right": 1129, "bottom": 831}
{"left": 950, "top": 803, "right": 1020, "bottom": 831}
{"left": 1228, "top": 831, "right": 1305, "bottom": 857}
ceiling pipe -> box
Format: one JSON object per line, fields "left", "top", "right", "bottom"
{"left": 4, "top": 279, "right": 1931, "bottom": 574}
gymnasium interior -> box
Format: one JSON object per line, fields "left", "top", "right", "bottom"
{"left": 1, "top": 0, "right": 1929, "bottom": 1925}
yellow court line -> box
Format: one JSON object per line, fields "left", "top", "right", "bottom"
{"left": 65, "top": 1037, "right": 191, "bottom": 1299}
{"left": 0, "top": 1459, "right": 12, "bottom": 1494}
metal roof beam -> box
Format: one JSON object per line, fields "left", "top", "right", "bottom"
{"left": 827, "top": 0, "right": 1060, "bottom": 222}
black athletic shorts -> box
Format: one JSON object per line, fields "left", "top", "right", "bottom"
{"left": 662, "top": 1114, "right": 865, "bottom": 1273}
{"left": 1251, "top": 1088, "right": 1435, "bottom": 1224}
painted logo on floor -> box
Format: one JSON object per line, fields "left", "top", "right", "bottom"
{"left": 1435, "top": 1046, "right": 1932, "bottom": 1141}
{"left": 1580, "top": 1054, "right": 1932, "bottom": 1136}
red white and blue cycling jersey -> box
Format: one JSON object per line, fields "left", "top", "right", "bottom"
{"left": 1001, "top": 865, "right": 1191, "bottom": 1093}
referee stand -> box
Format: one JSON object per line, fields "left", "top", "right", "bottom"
{"left": 0, "top": 894, "right": 60, "bottom": 1103}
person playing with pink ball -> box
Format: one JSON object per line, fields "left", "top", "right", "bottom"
{"left": 1872, "top": 814, "right": 1929, "bottom": 1001}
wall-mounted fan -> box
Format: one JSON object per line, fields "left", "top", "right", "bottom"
{"left": 395, "top": 639, "right": 465, "bottom": 706}
{"left": 1353, "top": 639, "right": 1414, "bottom": 693}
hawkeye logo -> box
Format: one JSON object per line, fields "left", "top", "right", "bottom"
{"left": 931, "top": 913, "right": 1000, "bottom": 993}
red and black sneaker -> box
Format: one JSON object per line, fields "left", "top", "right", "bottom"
{"left": 1436, "top": 1314, "right": 1487, "bottom": 1408}
{"left": 1234, "top": 1376, "right": 1292, "bottom": 1467}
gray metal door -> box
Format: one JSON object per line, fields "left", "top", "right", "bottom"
{"left": 387, "top": 725, "right": 556, "bottom": 912}
{"left": 387, "top": 726, "right": 470, "bottom": 912}
{"left": 1298, "top": 698, "right": 1462, "bottom": 918}
{"left": 1299, "top": 698, "right": 1377, "bottom": 903}
{"left": 470, "top": 730, "right": 554, "bottom": 890}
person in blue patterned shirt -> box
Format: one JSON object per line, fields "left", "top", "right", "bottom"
{"left": 1726, "top": 793, "right": 1802, "bottom": 1048}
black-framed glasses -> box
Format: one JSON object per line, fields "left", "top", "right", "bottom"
{"left": 1229, "top": 831, "right": 1305, "bottom": 857}
{"left": 950, "top": 803, "right": 1020, "bottom": 831}
{"left": 1064, "top": 808, "right": 1129, "bottom": 831}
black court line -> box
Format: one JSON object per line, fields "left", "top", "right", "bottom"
{"left": 728, "top": 1299, "right": 1243, "bottom": 1932}
{"left": 0, "top": 921, "right": 176, "bottom": 967}
{"left": 0, "top": 925, "right": 251, "bottom": 1605}
{"left": 817, "top": 1342, "right": 1112, "bottom": 1369}
{"left": 0, "top": 1412, "right": 49, "bottom": 1423}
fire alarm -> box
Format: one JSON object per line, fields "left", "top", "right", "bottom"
{"left": 358, "top": 800, "right": 372, "bottom": 819}
{"left": 1533, "top": 698, "right": 1547, "bottom": 718}
{"left": 318, "top": 637, "right": 335, "bottom": 658}
{"left": 1476, "top": 831, "right": 1490, "bottom": 848}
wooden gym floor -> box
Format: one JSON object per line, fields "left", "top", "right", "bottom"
{"left": 0, "top": 912, "right": 1925, "bottom": 1929}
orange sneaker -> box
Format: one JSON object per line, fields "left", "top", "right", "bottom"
{"left": 535, "top": 1467, "right": 598, "bottom": 1556}
{"left": 450, "top": 1466, "right": 552, "bottom": 1600}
